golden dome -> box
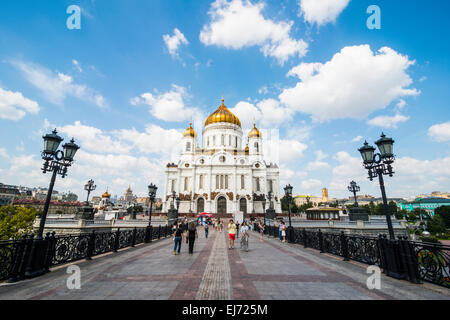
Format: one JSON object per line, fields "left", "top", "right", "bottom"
{"left": 183, "top": 123, "right": 197, "bottom": 138}
{"left": 204, "top": 99, "right": 241, "bottom": 127}
{"left": 102, "top": 189, "right": 111, "bottom": 198}
{"left": 248, "top": 122, "right": 262, "bottom": 138}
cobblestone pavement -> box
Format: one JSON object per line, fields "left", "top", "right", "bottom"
{"left": 0, "top": 228, "right": 449, "bottom": 300}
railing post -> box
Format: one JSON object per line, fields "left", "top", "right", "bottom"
{"left": 340, "top": 231, "right": 349, "bottom": 261}
{"left": 399, "top": 236, "right": 421, "bottom": 284}
{"left": 8, "top": 235, "right": 28, "bottom": 283}
{"left": 287, "top": 226, "right": 294, "bottom": 243}
{"left": 131, "top": 227, "right": 137, "bottom": 247}
{"left": 302, "top": 229, "right": 307, "bottom": 248}
{"left": 158, "top": 225, "right": 162, "bottom": 239}
{"left": 318, "top": 229, "right": 324, "bottom": 253}
{"left": 87, "top": 230, "right": 95, "bottom": 260}
{"left": 114, "top": 228, "right": 120, "bottom": 252}
{"left": 43, "top": 232, "right": 55, "bottom": 272}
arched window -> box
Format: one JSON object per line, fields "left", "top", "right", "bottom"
{"left": 186, "top": 142, "right": 191, "bottom": 152}
{"left": 199, "top": 175, "right": 203, "bottom": 189}
{"left": 229, "top": 135, "right": 231, "bottom": 146}
{"left": 220, "top": 175, "right": 224, "bottom": 189}
{"left": 225, "top": 175, "right": 228, "bottom": 189}
{"left": 241, "top": 175, "right": 245, "bottom": 189}
{"left": 184, "top": 177, "right": 188, "bottom": 191}
{"left": 213, "top": 136, "right": 216, "bottom": 145}
{"left": 256, "top": 177, "right": 260, "bottom": 192}
{"left": 221, "top": 135, "right": 225, "bottom": 146}
{"left": 254, "top": 142, "right": 259, "bottom": 153}
{"left": 235, "top": 136, "right": 238, "bottom": 147}
{"left": 207, "top": 137, "right": 210, "bottom": 147}
{"left": 216, "top": 175, "right": 219, "bottom": 189}
{"left": 269, "top": 180, "right": 273, "bottom": 193}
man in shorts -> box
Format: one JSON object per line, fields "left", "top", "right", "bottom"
{"left": 228, "top": 219, "right": 236, "bottom": 249}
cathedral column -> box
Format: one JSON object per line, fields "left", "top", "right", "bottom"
{"left": 233, "top": 166, "right": 238, "bottom": 213}
{"left": 208, "top": 165, "right": 213, "bottom": 213}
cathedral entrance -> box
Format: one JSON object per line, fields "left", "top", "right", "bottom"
{"left": 217, "top": 196, "right": 227, "bottom": 215}
{"left": 197, "top": 198, "right": 204, "bottom": 213}
{"left": 239, "top": 198, "right": 247, "bottom": 214}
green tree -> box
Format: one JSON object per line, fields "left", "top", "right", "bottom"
{"left": 395, "top": 209, "right": 408, "bottom": 220}
{"left": 368, "top": 201, "right": 376, "bottom": 215}
{"left": 435, "top": 205, "right": 450, "bottom": 228}
{"left": 427, "top": 214, "right": 447, "bottom": 235}
{"left": 0, "top": 205, "right": 38, "bottom": 240}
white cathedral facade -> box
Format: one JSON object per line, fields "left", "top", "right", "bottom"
{"left": 162, "top": 99, "right": 282, "bottom": 216}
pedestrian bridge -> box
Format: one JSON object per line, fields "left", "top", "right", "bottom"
{"left": 0, "top": 228, "right": 448, "bottom": 300}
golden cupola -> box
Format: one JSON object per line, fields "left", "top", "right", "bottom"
{"left": 102, "top": 188, "right": 111, "bottom": 198}
{"left": 248, "top": 122, "right": 262, "bottom": 138}
{"left": 183, "top": 122, "right": 197, "bottom": 138}
{"left": 204, "top": 99, "right": 241, "bottom": 127}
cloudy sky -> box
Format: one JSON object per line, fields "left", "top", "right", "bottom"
{"left": 0, "top": 0, "right": 449, "bottom": 200}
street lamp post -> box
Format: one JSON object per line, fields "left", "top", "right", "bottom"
{"left": 84, "top": 179, "right": 96, "bottom": 204}
{"left": 262, "top": 195, "right": 266, "bottom": 226}
{"left": 358, "top": 133, "right": 395, "bottom": 240}
{"left": 284, "top": 184, "right": 294, "bottom": 242}
{"left": 347, "top": 181, "right": 360, "bottom": 207}
{"left": 145, "top": 183, "right": 158, "bottom": 243}
{"left": 26, "top": 129, "right": 79, "bottom": 278}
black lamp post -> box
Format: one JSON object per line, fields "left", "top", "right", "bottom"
{"left": 84, "top": 179, "right": 96, "bottom": 204}
{"left": 284, "top": 184, "right": 293, "bottom": 228}
{"left": 176, "top": 196, "right": 181, "bottom": 213}
{"left": 39, "top": 129, "right": 80, "bottom": 238}
{"left": 147, "top": 183, "right": 158, "bottom": 226}
{"left": 144, "top": 183, "right": 157, "bottom": 243}
{"left": 26, "top": 129, "right": 79, "bottom": 278}
{"left": 262, "top": 195, "right": 266, "bottom": 226}
{"left": 358, "top": 133, "right": 395, "bottom": 239}
{"left": 347, "top": 181, "right": 360, "bottom": 207}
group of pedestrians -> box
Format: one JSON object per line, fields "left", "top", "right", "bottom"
{"left": 225, "top": 219, "right": 250, "bottom": 251}
{"left": 172, "top": 219, "right": 198, "bottom": 255}
{"left": 275, "top": 219, "right": 287, "bottom": 242}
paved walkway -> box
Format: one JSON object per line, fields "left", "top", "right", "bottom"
{"left": 0, "top": 228, "right": 449, "bottom": 300}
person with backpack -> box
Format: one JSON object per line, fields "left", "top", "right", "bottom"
{"left": 187, "top": 222, "right": 198, "bottom": 254}
{"left": 204, "top": 222, "right": 209, "bottom": 238}
{"left": 173, "top": 223, "right": 184, "bottom": 255}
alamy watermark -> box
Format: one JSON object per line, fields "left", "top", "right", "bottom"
{"left": 66, "top": 265, "right": 81, "bottom": 290}
{"left": 366, "top": 265, "right": 381, "bottom": 290}
{"left": 66, "top": 5, "right": 81, "bottom": 30}
{"left": 367, "top": 5, "right": 381, "bottom": 30}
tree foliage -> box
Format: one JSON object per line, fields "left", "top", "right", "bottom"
{"left": 435, "top": 205, "right": 450, "bottom": 228}
{"left": 0, "top": 205, "right": 38, "bottom": 240}
{"left": 427, "top": 214, "right": 447, "bottom": 235}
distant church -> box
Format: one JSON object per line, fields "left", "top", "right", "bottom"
{"left": 162, "top": 99, "right": 282, "bottom": 215}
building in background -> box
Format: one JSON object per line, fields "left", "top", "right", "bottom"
{"left": 397, "top": 197, "right": 450, "bottom": 216}
{"left": 0, "top": 183, "right": 20, "bottom": 206}
{"left": 163, "top": 99, "right": 281, "bottom": 215}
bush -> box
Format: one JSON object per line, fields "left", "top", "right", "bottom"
{"left": 427, "top": 215, "right": 447, "bottom": 235}
{"left": 0, "top": 205, "right": 38, "bottom": 240}
{"left": 420, "top": 236, "right": 441, "bottom": 244}
{"left": 435, "top": 206, "right": 450, "bottom": 228}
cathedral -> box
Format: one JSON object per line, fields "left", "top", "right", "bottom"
{"left": 162, "top": 99, "right": 282, "bottom": 216}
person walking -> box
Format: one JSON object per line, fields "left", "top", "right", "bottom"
{"left": 220, "top": 220, "right": 223, "bottom": 232}
{"left": 204, "top": 222, "right": 209, "bottom": 239}
{"left": 278, "top": 220, "right": 284, "bottom": 241}
{"left": 259, "top": 220, "right": 265, "bottom": 242}
{"left": 227, "top": 219, "right": 237, "bottom": 249}
{"left": 281, "top": 221, "right": 287, "bottom": 243}
{"left": 240, "top": 221, "right": 250, "bottom": 252}
{"left": 235, "top": 221, "right": 240, "bottom": 239}
{"left": 187, "top": 222, "right": 198, "bottom": 254}
{"left": 173, "top": 223, "right": 184, "bottom": 255}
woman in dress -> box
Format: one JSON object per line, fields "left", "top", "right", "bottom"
{"left": 187, "top": 222, "right": 198, "bottom": 254}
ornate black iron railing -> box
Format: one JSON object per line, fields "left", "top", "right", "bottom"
{"left": 0, "top": 225, "right": 174, "bottom": 282}
{"left": 254, "top": 223, "right": 449, "bottom": 288}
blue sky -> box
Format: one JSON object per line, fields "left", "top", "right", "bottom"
{"left": 0, "top": 0, "right": 449, "bottom": 200}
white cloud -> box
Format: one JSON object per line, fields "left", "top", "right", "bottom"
{"left": 396, "top": 99, "right": 406, "bottom": 109}
{"left": 315, "top": 150, "right": 328, "bottom": 161}
{"left": 278, "top": 139, "right": 308, "bottom": 163}
{"left": 131, "top": 85, "right": 200, "bottom": 122}
{"left": 199, "top": 0, "right": 308, "bottom": 65}
{"left": 72, "top": 59, "right": 82, "bottom": 72}
{"left": 299, "top": 0, "right": 350, "bottom": 26}
{"left": 428, "top": 121, "right": 450, "bottom": 142}
{"left": 279, "top": 45, "right": 419, "bottom": 122}
{"left": 351, "top": 135, "right": 363, "bottom": 143}
{"left": 306, "top": 161, "right": 330, "bottom": 171}
{"left": 163, "top": 28, "right": 189, "bottom": 57}
{"left": 0, "top": 148, "right": 7, "bottom": 158}
{"left": 12, "top": 61, "right": 105, "bottom": 108}
{"left": 229, "top": 98, "right": 293, "bottom": 128}
{"left": 0, "top": 87, "right": 40, "bottom": 120}
{"left": 367, "top": 113, "right": 410, "bottom": 128}
{"left": 300, "top": 178, "right": 323, "bottom": 191}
